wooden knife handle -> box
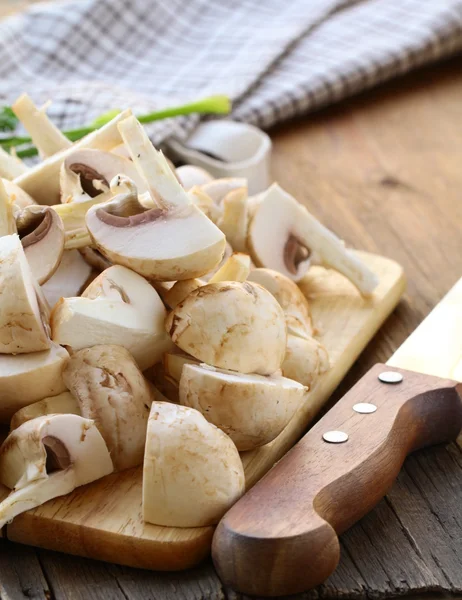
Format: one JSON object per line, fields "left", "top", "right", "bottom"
{"left": 212, "top": 364, "right": 462, "bottom": 597}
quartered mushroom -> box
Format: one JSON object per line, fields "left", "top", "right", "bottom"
{"left": 247, "top": 268, "right": 314, "bottom": 338}
{"left": 176, "top": 165, "right": 213, "bottom": 190}
{"left": 11, "top": 391, "right": 79, "bottom": 430}
{"left": 200, "top": 177, "right": 247, "bottom": 204}
{"left": 0, "top": 234, "right": 51, "bottom": 354}
{"left": 248, "top": 183, "right": 378, "bottom": 295}
{"left": 281, "top": 334, "right": 330, "bottom": 389}
{"left": 180, "top": 363, "right": 306, "bottom": 451}
{"left": 41, "top": 249, "right": 95, "bottom": 309}
{"left": 217, "top": 187, "right": 248, "bottom": 252}
{"left": 15, "top": 204, "right": 65, "bottom": 285}
{"left": 165, "top": 281, "right": 287, "bottom": 375}
{"left": 143, "top": 402, "right": 245, "bottom": 527}
{"left": 50, "top": 264, "right": 172, "bottom": 370}
{"left": 84, "top": 117, "right": 226, "bottom": 281}
{"left": 63, "top": 345, "right": 154, "bottom": 471}
{"left": 0, "top": 414, "right": 113, "bottom": 528}
{"left": 0, "top": 342, "right": 69, "bottom": 424}
{"left": 60, "top": 149, "right": 148, "bottom": 203}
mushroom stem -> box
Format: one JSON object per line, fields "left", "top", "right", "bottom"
{"left": 0, "top": 179, "right": 17, "bottom": 236}
{"left": 0, "top": 147, "right": 28, "bottom": 180}
{"left": 12, "top": 94, "right": 72, "bottom": 158}
{"left": 209, "top": 253, "right": 251, "bottom": 283}
{"left": 118, "top": 116, "right": 191, "bottom": 209}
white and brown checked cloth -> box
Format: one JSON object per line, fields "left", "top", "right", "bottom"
{"left": 0, "top": 0, "right": 461, "bottom": 144}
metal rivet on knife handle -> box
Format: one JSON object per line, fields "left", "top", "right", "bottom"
{"left": 378, "top": 371, "right": 403, "bottom": 384}
{"left": 322, "top": 430, "right": 348, "bottom": 443}
{"left": 353, "top": 402, "right": 377, "bottom": 414}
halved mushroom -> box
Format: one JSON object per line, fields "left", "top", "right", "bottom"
{"left": 247, "top": 268, "right": 314, "bottom": 338}
{"left": 12, "top": 94, "right": 72, "bottom": 158}
{"left": 176, "top": 165, "right": 213, "bottom": 190}
{"left": 281, "top": 334, "right": 330, "bottom": 388}
{"left": 200, "top": 178, "right": 247, "bottom": 204}
{"left": 165, "top": 281, "right": 287, "bottom": 375}
{"left": 0, "top": 147, "right": 28, "bottom": 180}
{"left": 60, "top": 149, "right": 148, "bottom": 203}
{"left": 0, "top": 342, "right": 68, "bottom": 423}
{"left": 63, "top": 345, "right": 154, "bottom": 471}
{"left": 10, "top": 392, "right": 79, "bottom": 430}
{"left": 50, "top": 264, "right": 172, "bottom": 370}
{"left": 0, "top": 414, "right": 113, "bottom": 528}
{"left": 85, "top": 117, "right": 226, "bottom": 281}
{"left": 15, "top": 205, "right": 65, "bottom": 285}
{"left": 248, "top": 184, "right": 378, "bottom": 295}
{"left": 41, "top": 250, "right": 95, "bottom": 309}
{"left": 0, "top": 234, "right": 51, "bottom": 354}
{"left": 217, "top": 187, "right": 248, "bottom": 252}
{"left": 180, "top": 363, "right": 306, "bottom": 451}
{"left": 14, "top": 109, "right": 132, "bottom": 205}
{"left": 143, "top": 402, "right": 245, "bottom": 527}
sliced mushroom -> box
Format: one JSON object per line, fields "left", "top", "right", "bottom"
{"left": 11, "top": 392, "right": 79, "bottom": 430}
{"left": 50, "top": 264, "right": 172, "bottom": 370}
{"left": 12, "top": 94, "right": 72, "bottom": 158}
{"left": 60, "top": 149, "right": 148, "bottom": 203}
{"left": 165, "top": 281, "right": 287, "bottom": 375}
{"left": 143, "top": 402, "right": 245, "bottom": 527}
{"left": 3, "top": 180, "right": 35, "bottom": 209}
{"left": 176, "top": 165, "right": 214, "bottom": 190}
{"left": 0, "top": 342, "right": 68, "bottom": 423}
{"left": 15, "top": 205, "right": 65, "bottom": 285}
{"left": 0, "top": 414, "right": 113, "bottom": 528}
{"left": 247, "top": 268, "right": 314, "bottom": 338}
{"left": 217, "top": 187, "right": 248, "bottom": 252}
{"left": 180, "top": 363, "right": 306, "bottom": 451}
{"left": 41, "top": 250, "right": 95, "bottom": 309}
{"left": 85, "top": 120, "right": 226, "bottom": 280}
{"left": 0, "top": 179, "right": 16, "bottom": 236}
{"left": 14, "top": 109, "right": 132, "bottom": 205}
{"left": 200, "top": 178, "right": 247, "bottom": 204}
{"left": 248, "top": 184, "right": 379, "bottom": 295}
{"left": 209, "top": 253, "right": 251, "bottom": 283}
{"left": 63, "top": 345, "right": 154, "bottom": 471}
{"left": 0, "top": 234, "right": 51, "bottom": 354}
{"left": 0, "top": 147, "right": 28, "bottom": 180}
{"left": 201, "top": 241, "right": 233, "bottom": 282}
{"left": 187, "top": 186, "right": 221, "bottom": 224}
{"left": 281, "top": 334, "right": 330, "bottom": 389}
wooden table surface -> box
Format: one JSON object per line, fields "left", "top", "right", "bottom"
{"left": 0, "top": 2, "right": 462, "bottom": 596}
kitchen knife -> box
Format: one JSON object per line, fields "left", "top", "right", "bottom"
{"left": 212, "top": 276, "right": 462, "bottom": 597}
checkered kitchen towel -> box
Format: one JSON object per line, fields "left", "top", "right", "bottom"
{"left": 0, "top": 0, "right": 461, "bottom": 143}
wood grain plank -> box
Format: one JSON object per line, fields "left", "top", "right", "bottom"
{"left": 0, "top": 539, "right": 51, "bottom": 600}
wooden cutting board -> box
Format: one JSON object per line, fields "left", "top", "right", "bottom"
{"left": 4, "top": 251, "right": 405, "bottom": 571}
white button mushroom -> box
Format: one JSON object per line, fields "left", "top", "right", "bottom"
{"left": 217, "top": 187, "right": 248, "bottom": 252}
{"left": 0, "top": 148, "right": 28, "bottom": 181}
{"left": 176, "top": 165, "right": 214, "bottom": 190}
{"left": 143, "top": 402, "right": 245, "bottom": 527}
{"left": 11, "top": 391, "right": 79, "bottom": 430}
{"left": 200, "top": 178, "right": 247, "bottom": 204}
{"left": 0, "top": 413, "right": 113, "bottom": 528}
{"left": 165, "top": 281, "right": 287, "bottom": 375}
{"left": 0, "top": 342, "right": 69, "bottom": 423}
{"left": 281, "top": 334, "right": 330, "bottom": 389}
{"left": 41, "top": 249, "right": 95, "bottom": 309}
{"left": 180, "top": 363, "right": 307, "bottom": 451}
{"left": 63, "top": 345, "right": 154, "bottom": 471}
{"left": 50, "top": 264, "right": 172, "bottom": 370}
{"left": 248, "top": 183, "right": 378, "bottom": 295}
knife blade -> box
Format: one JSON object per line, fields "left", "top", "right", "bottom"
{"left": 212, "top": 277, "right": 462, "bottom": 597}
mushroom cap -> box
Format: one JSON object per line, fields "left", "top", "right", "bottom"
{"left": 86, "top": 201, "right": 226, "bottom": 281}
{"left": 61, "top": 149, "right": 148, "bottom": 200}
{"left": 0, "top": 234, "right": 50, "bottom": 354}
{"left": 63, "top": 345, "right": 154, "bottom": 471}
{"left": 17, "top": 205, "right": 65, "bottom": 285}
{"left": 51, "top": 265, "right": 171, "bottom": 370}
{"left": 180, "top": 363, "right": 306, "bottom": 451}
{"left": 143, "top": 401, "right": 245, "bottom": 527}
{"left": 41, "top": 249, "right": 95, "bottom": 309}
{"left": 247, "top": 268, "right": 313, "bottom": 338}
{"left": 0, "top": 413, "right": 113, "bottom": 491}
{"left": 281, "top": 334, "right": 330, "bottom": 389}
{"left": 3, "top": 180, "right": 36, "bottom": 209}
{"left": 0, "top": 342, "right": 68, "bottom": 424}
{"left": 176, "top": 165, "right": 213, "bottom": 190}
{"left": 165, "top": 281, "right": 287, "bottom": 375}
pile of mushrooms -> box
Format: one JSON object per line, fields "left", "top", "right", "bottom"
{"left": 0, "top": 95, "right": 378, "bottom": 529}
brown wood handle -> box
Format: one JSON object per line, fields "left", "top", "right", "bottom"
{"left": 212, "top": 364, "right": 462, "bottom": 597}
